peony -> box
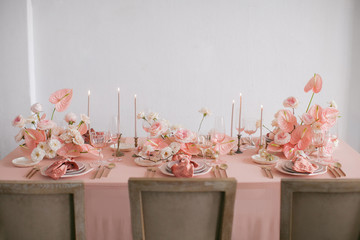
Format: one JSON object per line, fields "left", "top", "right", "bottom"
{"left": 274, "top": 131, "right": 291, "bottom": 145}
{"left": 31, "top": 147, "right": 46, "bottom": 162}
{"left": 198, "top": 107, "right": 212, "bottom": 116}
{"left": 30, "top": 103, "right": 42, "bottom": 113}
{"left": 15, "top": 129, "right": 25, "bottom": 142}
{"left": 48, "top": 138, "right": 62, "bottom": 151}
{"left": 169, "top": 142, "right": 181, "bottom": 154}
{"left": 304, "top": 73, "right": 322, "bottom": 93}
{"left": 147, "top": 112, "right": 159, "bottom": 121}
{"left": 37, "top": 119, "right": 56, "bottom": 131}
{"left": 301, "top": 113, "right": 315, "bottom": 125}
{"left": 147, "top": 121, "right": 168, "bottom": 137}
{"left": 80, "top": 114, "right": 90, "bottom": 124}
{"left": 12, "top": 115, "right": 26, "bottom": 128}
{"left": 159, "top": 147, "right": 173, "bottom": 160}
{"left": 283, "top": 96, "right": 299, "bottom": 109}
{"left": 65, "top": 112, "right": 77, "bottom": 124}
{"left": 137, "top": 112, "right": 145, "bottom": 119}
{"left": 174, "top": 128, "right": 195, "bottom": 143}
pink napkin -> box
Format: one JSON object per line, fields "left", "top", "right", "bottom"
{"left": 292, "top": 156, "right": 318, "bottom": 173}
{"left": 171, "top": 159, "right": 195, "bottom": 178}
{"left": 45, "top": 159, "right": 79, "bottom": 180}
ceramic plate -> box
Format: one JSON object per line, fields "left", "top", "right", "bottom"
{"left": 65, "top": 162, "right": 85, "bottom": 174}
{"left": 134, "top": 157, "right": 162, "bottom": 167}
{"left": 12, "top": 157, "right": 38, "bottom": 167}
{"left": 159, "top": 162, "right": 211, "bottom": 177}
{"left": 166, "top": 160, "right": 206, "bottom": 173}
{"left": 275, "top": 161, "right": 327, "bottom": 176}
{"left": 251, "top": 154, "right": 279, "bottom": 165}
{"left": 110, "top": 143, "right": 135, "bottom": 152}
{"left": 40, "top": 163, "right": 94, "bottom": 178}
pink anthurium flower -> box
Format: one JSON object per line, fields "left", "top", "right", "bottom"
{"left": 57, "top": 143, "right": 82, "bottom": 158}
{"left": 78, "top": 122, "right": 88, "bottom": 135}
{"left": 49, "top": 89, "right": 73, "bottom": 112}
{"left": 283, "top": 143, "right": 297, "bottom": 159}
{"left": 277, "top": 110, "right": 297, "bottom": 133}
{"left": 308, "top": 105, "right": 324, "bottom": 122}
{"left": 321, "top": 107, "right": 339, "bottom": 129}
{"left": 304, "top": 74, "right": 322, "bottom": 93}
{"left": 180, "top": 142, "right": 200, "bottom": 155}
{"left": 290, "top": 125, "right": 313, "bottom": 150}
{"left": 143, "top": 138, "right": 168, "bottom": 150}
{"left": 24, "top": 129, "right": 46, "bottom": 150}
{"left": 267, "top": 141, "right": 283, "bottom": 153}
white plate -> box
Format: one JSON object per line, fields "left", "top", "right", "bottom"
{"left": 65, "top": 162, "right": 85, "bottom": 174}
{"left": 134, "top": 157, "right": 162, "bottom": 167}
{"left": 40, "top": 163, "right": 94, "bottom": 178}
{"left": 275, "top": 161, "right": 327, "bottom": 176}
{"left": 110, "top": 143, "right": 134, "bottom": 152}
{"left": 166, "top": 160, "right": 206, "bottom": 173}
{"left": 159, "top": 162, "right": 212, "bottom": 177}
{"left": 12, "top": 157, "right": 38, "bottom": 167}
{"left": 251, "top": 154, "right": 279, "bottom": 165}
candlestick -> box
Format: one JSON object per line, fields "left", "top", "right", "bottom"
{"left": 134, "top": 94, "right": 137, "bottom": 138}
{"left": 238, "top": 93, "right": 242, "bottom": 134}
{"left": 260, "top": 105, "right": 263, "bottom": 147}
{"left": 235, "top": 134, "right": 243, "bottom": 154}
{"left": 117, "top": 88, "right": 120, "bottom": 134}
{"left": 231, "top": 100, "right": 234, "bottom": 137}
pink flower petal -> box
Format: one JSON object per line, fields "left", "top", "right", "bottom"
{"left": 57, "top": 143, "right": 81, "bottom": 158}
{"left": 143, "top": 138, "right": 168, "bottom": 150}
{"left": 49, "top": 89, "right": 73, "bottom": 112}
{"left": 78, "top": 122, "right": 88, "bottom": 135}
{"left": 304, "top": 74, "right": 322, "bottom": 93}
{"left": 24, "top": 129, "right": 46, "bottom": 150}
{"left": 180, "top": 142, "right": 200, "bottom": 155}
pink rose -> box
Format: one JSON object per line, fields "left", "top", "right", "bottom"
{"left": 30, "top": 103, "right": 42, "bottom": 113}
{"left": 37, "top": 120, "right": 57, "bottom": 130}
{"left": 174, "top": 128, "right": 195, "bottom": 143}
{"left": 274, "top": 131, "right": 291, "bottom": 145}
{"left": 283, "top": 96, "right": 299, "bottom": 109}
{"left": 12, "top": 115, "right": 26, "bottom": 128}
{"left": 65, "top": 112, "right": 77, "bottom": 124}
{"left": 301, "top": 113, "right": 315, "bottom": 125}
{"left": 148, "top": 121, "right": 168, "bottom": 137}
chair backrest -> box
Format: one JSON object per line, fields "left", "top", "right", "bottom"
{"left": 0, "top": 181, "right": 85, "bottom": 240}
{"left": 128, "top": 178, "right": 237, "bottom": 240}
{"left": 281, "top": 178, "right": 360, "bottom": 240}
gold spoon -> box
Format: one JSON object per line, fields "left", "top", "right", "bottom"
{"left": 334, "top": 162, "right": 346, "bottom": 177}
{"left": 219, "top": 164, "right": 228, "bottom": 178}
{"left": 104, "top": 163, "right": 116, "bottom": 177}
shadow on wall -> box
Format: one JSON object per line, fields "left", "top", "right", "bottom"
{"left": 346, "top": 0, "right": 360, "bottom": 152}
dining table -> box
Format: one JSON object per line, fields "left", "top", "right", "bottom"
{"left": 1, "top": 138, "right": 360, "bottom": 240}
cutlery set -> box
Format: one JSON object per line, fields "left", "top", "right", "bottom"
{"left": 92, "top": 163, "right": 116, "bottom": 179}
{"left": 146, "top": 167, "right": 156, "bottom": 177}
{"left": 212, "top": 165, "right": 228, "bottom": 178}
{"left": 25, "top": 166, "right": 40, "bottom": 179}
{"left": 328, "top": 163, "right": 346, "bottom": 178}
{"left": 261, "top": 166, "right": 273, "bottom": 179}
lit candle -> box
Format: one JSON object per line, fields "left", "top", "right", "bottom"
{"left": 260, "top": 105, "right": 263, "bottom": 146}
{"left": 134, "top": 94, "right": 137, "bottom": 137}
{"left": 231, "top": 100, "right": 235, "bottom": 137}
{"left": 117, "top": 88, "right": 120, "bottom": 134}
{"left": 87, "top": 90, "right": 90, "bottom": 117}
{"left": 238, "top": 93, "right": 242, "bottom": 134}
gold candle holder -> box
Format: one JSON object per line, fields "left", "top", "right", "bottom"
{"left": 134, "top": 137, "right": 139, "bottom": 148}
{"left": 235, "top": 134, "right": 243, "bottom": 154}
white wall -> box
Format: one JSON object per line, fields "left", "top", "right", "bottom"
{"left": 0, "top": 0, "right": 31, "bottom": 159}
{"left": 1, "top": 0, "right": 359, "bottom": 158}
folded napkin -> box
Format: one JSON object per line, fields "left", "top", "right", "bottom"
{"left": 45, "top": 159, "right": 79, "bottom": 180}
{"left": 292, "top": 156, "right": 318, "bottom": 173}
{"left": 171, "top": 158, "right": 196, "bottom": 178}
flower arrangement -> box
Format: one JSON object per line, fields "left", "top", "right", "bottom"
{"left": 266, "top": 74, "right": 340, "bottom": 159}
{"left": 12, "top": 89, "right": 97, "bottom": 163}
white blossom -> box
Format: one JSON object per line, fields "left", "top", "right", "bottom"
{"left": 31, "top": 147, "right": 46, "bottom": 162}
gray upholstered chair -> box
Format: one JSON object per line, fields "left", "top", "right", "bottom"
{"left": 128, "top": 178, "right": 237, "bottom": 240}
{"left": 0, "top": 181, "right": 85, "bottom": 240}
{"left": 281, "top": 178, "right": 360, "bottom": 240}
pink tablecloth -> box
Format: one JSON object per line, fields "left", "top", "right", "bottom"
{"left": 1, "top": 140, "right": 359, "bottom": 240}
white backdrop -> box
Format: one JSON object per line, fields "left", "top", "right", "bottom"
{"left": 1, "top": 0, "right": 359, "bottom": 159}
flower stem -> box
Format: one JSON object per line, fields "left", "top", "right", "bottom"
{"left": 198, "top": 115, "right": 205, "bottom": 133}
{"left": 51, "top": 108, "right": 56, "bottom": 120}
{"left": 305, "top": 92, "right": 315, "bottom": 113}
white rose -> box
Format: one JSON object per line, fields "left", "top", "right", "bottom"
{"left": 137, "top": 112, "right": 145, "bottom": 119}
{"left": 30, "top": 103, "right": 42, "bottom": 113}
{"left": 72, "top": 133, "right": 84, "bottom": 145}
{"left": 65, "top": 112, "right": 77, "bottom": 124}
{"left": 147, "top": 112, "right": 159, "bottom": 121}
{"left": 45, "top": 149, "right": 57, "bottom": 159}
{"left": 51, "top": 126, "right": 65, "bottom": 136}
{"left": 160, "top": 147, "right": 173, "bottom": 160}
{"left": 48, "top": 139, "right": 62, "bottom": 151}
{"left": 198, "top": 107, "right": 212, "bottom": 116}
{"left": 25, "top": 115, "right": 37, "bottom": 124}
{"left": 31, "top": 147, "right": 46, "bottom": 162}
{"left": 60, "top": 132, "right": 72, "bottom": 143}
{"left": 80, "top": 114, "right": 90, "bottom": 124}
{"left": 12, "top": 115, "right": 26, "bottom": 128}
{"left": 169, "top": 142, "right": 181, "bottom": 154}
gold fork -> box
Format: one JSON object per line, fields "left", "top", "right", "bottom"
{"left": 261, "top": 166, "right": 273, "bottom": 179}
{"left": 26, "top": 166, "right": 40, "bottom": 179}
